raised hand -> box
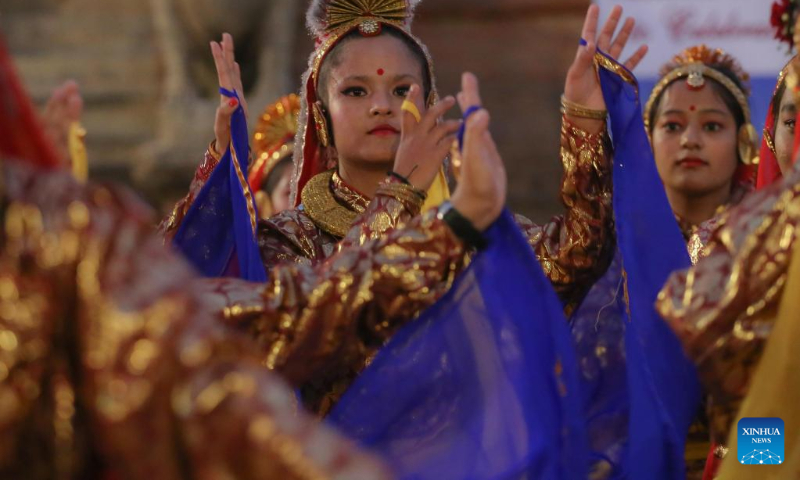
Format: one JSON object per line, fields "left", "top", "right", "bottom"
{"left": 564, "top": 4, "right": 648, "bottom": 132}
{"left": 393, "top": 85, "right": 460, "bottom": 191}
{"left": 211, "top": 33, "right": 248, "bottom": 153}
{"left": 42, "top": 80, "right": 83, "bottom": 168}
{"left": 452, "top": 73, "right": 506, "bottom": 231}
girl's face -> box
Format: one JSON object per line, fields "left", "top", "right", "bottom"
{"left": 652, "top": 81, "right": 739, "bottom": 199}
{"left": 268, "top": 165, "right": 292, "bottom": 215}
{"left": 774, "top": 84, "right": 797, "bottom": 174}
{"left": 323, "top": 34, "right": 425, "bottom": 168}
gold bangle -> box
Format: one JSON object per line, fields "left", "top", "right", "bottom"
{"left": 377, "top": 181, "right": 427, "bottom": 211}
{"left": 560, "top": 95, "right": 607, "bottom": 120}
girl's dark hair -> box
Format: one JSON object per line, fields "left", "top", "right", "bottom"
{"left": 316, "top": 26, "right": 432, "bottom": 107}
{"left": 647, "top": 65, "right": 747, "bottom": 135}
{"left": 772, "top": 76, "right": 788, "bottom": 123}
{"left": 262, "top": 156, "right": 293, "bottom": 195}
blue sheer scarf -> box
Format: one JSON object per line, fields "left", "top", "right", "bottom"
{"left": 330, "top": 210, "right": 589, "bottom": 480}
{"left": 569, "top": 46, "right": 702, "bottom": 478}
{"left": 172, "top": 88, "right": 267, "bottom": 282}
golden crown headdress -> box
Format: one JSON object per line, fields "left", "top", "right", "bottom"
{"left": 307, "top": 0, "right": 419, "bottom": 39}
{"left": 645, "top": 45, "right": 752, "bottom": 130}
{"left": 248, "top": 94, "right": 300, "bottom": 190}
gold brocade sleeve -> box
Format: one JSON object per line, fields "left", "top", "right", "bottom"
{"left": 516, "top": 116, "right": 614, "bottom": 313}
{"left": 0, "top": 162, "right": 390, "bottom": 479}
{"left": 656, "top": 169, "right": 800, "bottom": 443}
{"left": 157, "top": 143, "right": 221, "bottom": 243}
{"left": 212, "top": 207, "right": 466, "bottom": 414}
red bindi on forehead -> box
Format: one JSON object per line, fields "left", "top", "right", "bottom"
{"left": 377, "top": 68, "right": 385, "bottom": 76}
{"left": 689, "top": 105, "right": 696, "bottom": 112}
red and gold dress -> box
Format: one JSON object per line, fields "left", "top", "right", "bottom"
{"left": 0, "top": 160, "right": 401, "bottom": 479}
{"left": 657, "top": 161, "right": 800, "bottom": 457}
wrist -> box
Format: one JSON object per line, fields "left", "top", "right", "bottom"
{"left": 560, "top": 95, "right": 606, "bottom": 135}
{"left": 376, "top": 179, "right": 426, "bottom": 214}
{"left": 450, "top": 193, "right": 494, "bottom": 232}
{"left": 438, "top": 201, "right": 488, "bottom": 250}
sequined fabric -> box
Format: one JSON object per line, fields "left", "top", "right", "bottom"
{"left": 657, "top": 164, "right": 800, "bottom": 444}
{"left": 0, "top": 160, "right": 392, "bottom": 479}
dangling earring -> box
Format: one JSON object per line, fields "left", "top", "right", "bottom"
{"left": 738, "top": 123, "right": 759, "bottom": 165}
{"left": 312, "top": 101, "right": 331, "bottom": 147}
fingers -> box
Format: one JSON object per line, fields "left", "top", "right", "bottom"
{"left": 624, "top": 44, "right": 649, "bottom": 71}
{"left": 608, "top": 17, "right": 634, "bottom": 59}
{"left": 457, "top": 72, "right": 482, "bottom": 114}
{"left": 217, "top": 96, "right": 240, "bottom": 120}
{"left": 421, "top": 95, "right": 455, "bottom": 131}
{"left": 44, "top": 84, "right": 64, "bottom": 119}
{"left": 580, "top": 4, "right": 600, "bottom": 44}
{"left": 433, "top": 119, "right": 461, "bottom": 145}
{"left": 65, "top": 90, "right": 83, "bottom": 124}
{"left": 233, "top": 61, "right": 249, "bottom": 116}
{"left": 233, "top": 62, "right": 244, "bottom": 93}
{"left": 211, "top": 41, "right": 232, "bottom": 91}
{"left": 401, "top": 84, "right": 423, "bottom": 135}
{"left": 597, "top": 5, "right": 623, "bottom": 51}
{"left": 463, "top": 110, "right": 491, "bottom": 160}
{"left": 223, "top": 33, "right": 236, "bottom": 67}
{"left": 212, "top": 33, "right": 239, "bottom": 94}
{"left": 569, "top": 38, "right": 597, "bottom": 80}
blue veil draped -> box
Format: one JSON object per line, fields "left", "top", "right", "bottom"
{"left": 330, "top": 210, "right": 589, "bottom": 480}
{"left": 172, "top": 89, "right": 267, "bottom": 282}
{"left": 571, "top": 49, "right": 702, "bottom": 479}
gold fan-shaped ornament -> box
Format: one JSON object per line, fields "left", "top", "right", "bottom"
{"left": 326, "top": 0, "right": 409, "bottom": 36}
{"left": 250, "top": 94, "right": 300, "bottom": 179}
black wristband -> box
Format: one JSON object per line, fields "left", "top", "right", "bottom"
{"left": 387, "top": 170, "right": 412, "bottom": 185}
{"left": 438, "top": 201, "right": 488, "bottom": 250}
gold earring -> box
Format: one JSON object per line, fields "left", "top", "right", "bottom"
{"left": 738, "top": 123, "right": 759, "bottom": 165}
{"left": 426, "top": 91, "right": 437, "bottom": 109}
{"left": 312, "top": 101, "right": 330, "bottom": 147}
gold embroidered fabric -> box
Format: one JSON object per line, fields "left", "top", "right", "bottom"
{"left": 301, "top": 170, "right": 367, "bottom": 237}
{"left": 718, "top": 241, "right": 800, "bottom": 479}
{"left": 0, "top": 160, "right": 392, "bottom": 479}
{"left": 657, "top": 164, "right": 800, "bottom": 444}
{"left": 515, "top": 116, "right": 615, "bottom": 314}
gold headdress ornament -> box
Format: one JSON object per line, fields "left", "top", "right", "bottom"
{"left": 306, "top": 0, "right": 425, "bottom": 87}
{"left": 644, "top": 45, "right": 759, "bottom": 165}
{"left": 249, "top": 94, "right": 300, "bottom": 192}
{"left": 291, "top": 0, "right": 442, "bottom": 211}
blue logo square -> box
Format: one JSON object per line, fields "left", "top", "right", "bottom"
{"left": 738, "top": 417, "right": 784, "bottom": 465}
